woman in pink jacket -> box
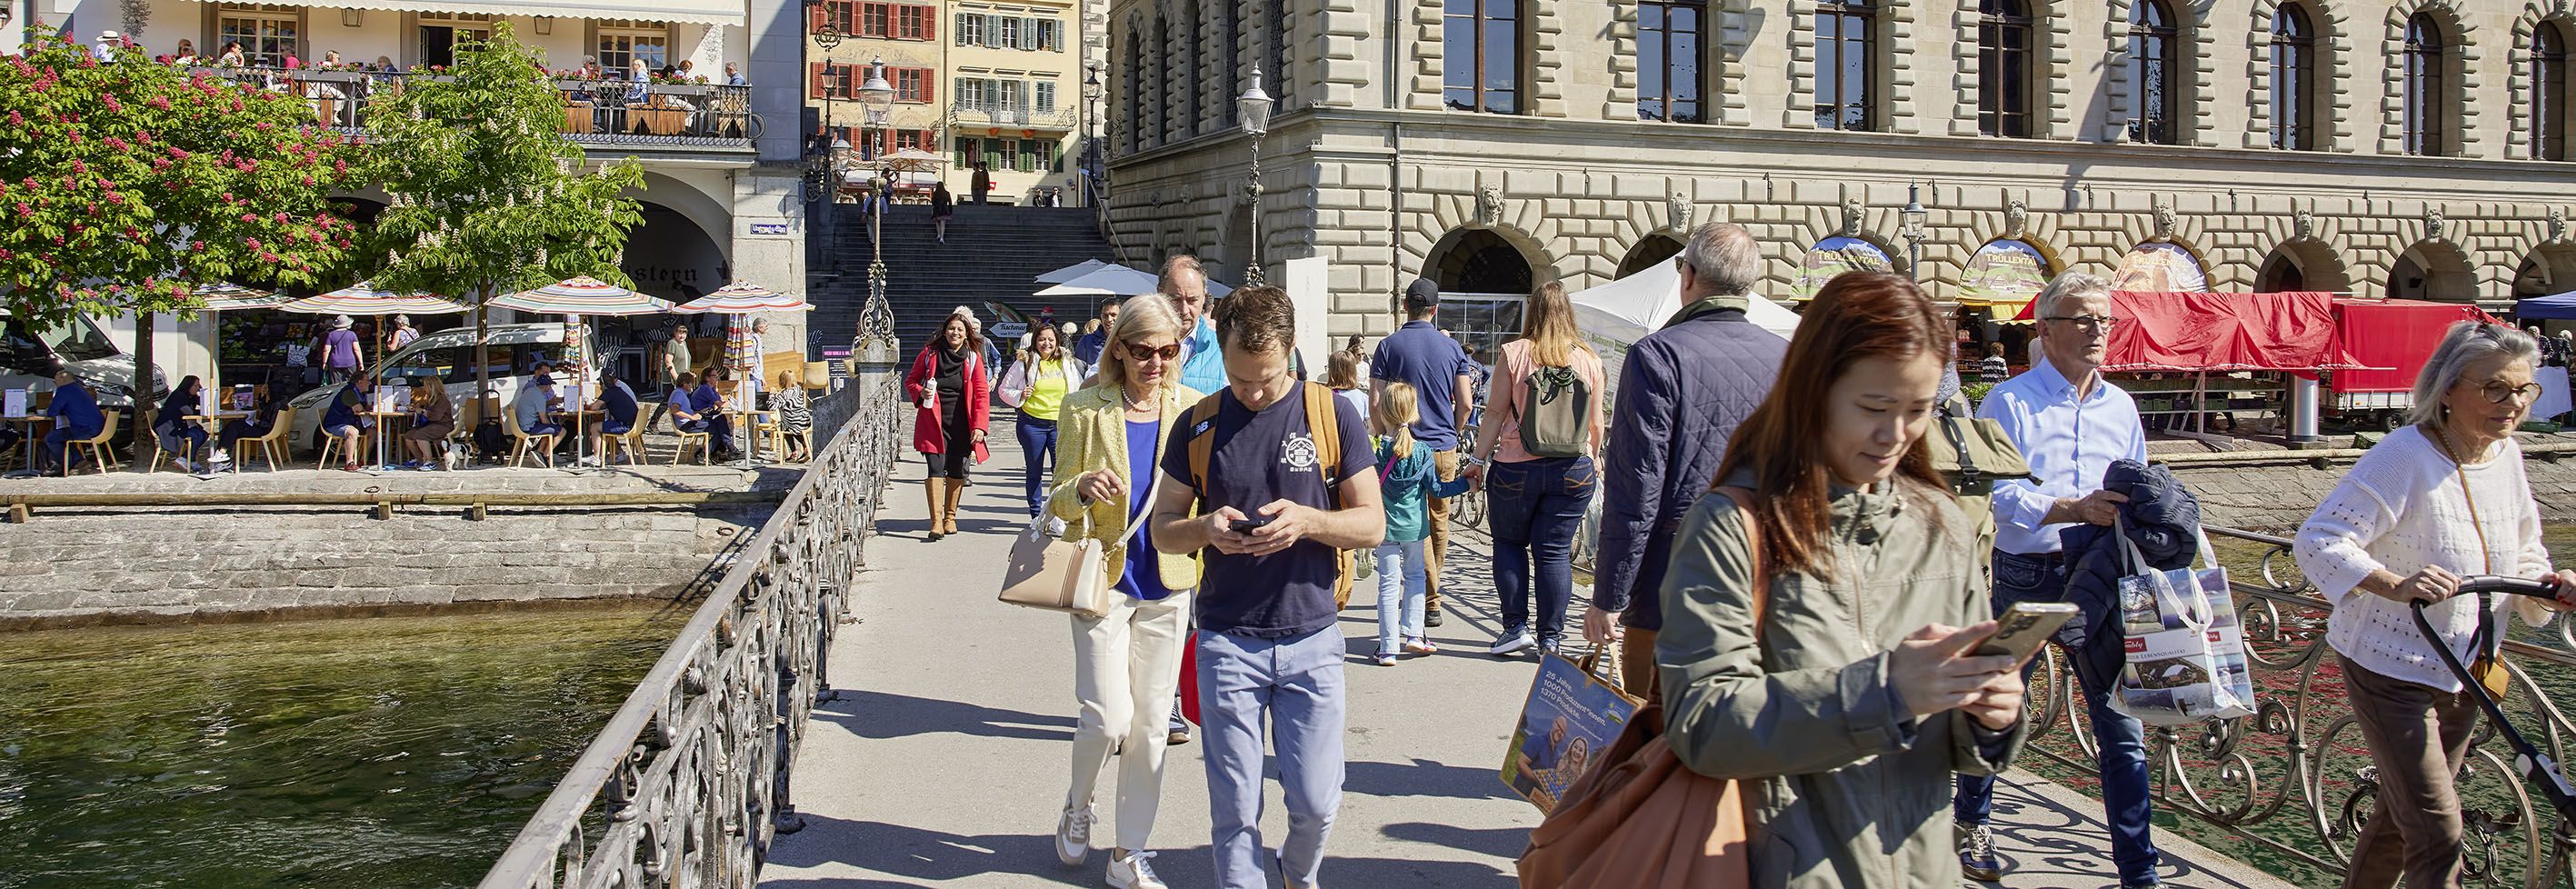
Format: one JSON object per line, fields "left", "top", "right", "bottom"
{"left": 904, "top": 311, "right": 991, "bottom": 539}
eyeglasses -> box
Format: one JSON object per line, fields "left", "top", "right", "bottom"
{"left": 2042, "top": 315, "right": 2122, "bottom": 334}
{"left": 1123, "top": 341, "right": 1182, "bottom": 362}
{"left": 2478, "top": 381, "right": 2544, "bottom": 405}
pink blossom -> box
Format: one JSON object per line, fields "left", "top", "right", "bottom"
{"left": 147, "top": 96, "right": 171, "bottom": 111}
{"left": 101, "top": 95, "right": 121, "bottom": 112}
{"left": 245, "top": 238, "right": 262, "bottom": 250}
{"left": 0, "top": 249, "right": 12, "bottom": 261}
{"left": 5, "top": 111, "right": 20, "bottom": 126}
{"left": 191, "top": 241, "right": 205, "bottom": 251}
{"left": 69, "top": 160, "right": 85, "bottom": 175}
{"left": 239, "top": 213, "right": 256, "bottom": 223}
{"left": 271, "top": 212, "right": 287, "bottom": 225}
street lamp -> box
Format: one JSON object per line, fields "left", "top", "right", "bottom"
{"left": 1237, "top": 65, "right": 1274, "bottom": 287}
{"left": 1901, "top": 180, "right": 1930, "bottom": 283}
{"left": 854, "top": 55, "right": 902, "bottom": 362}
{"left": 809, "top": 25, "right": 844, "bottom": 197}
{"left": 1082, "top": 65, "right": 1103, "bottom": 207}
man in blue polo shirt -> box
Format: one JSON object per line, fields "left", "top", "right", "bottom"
{"left": 39, "top": 370, "right": 105, "bottom": 475}
{"left": 1151, "top": 285, "right": 1383, "bottom": 889}
{"left": 1368, "top": 278, "right": 1475, "bottom": 626}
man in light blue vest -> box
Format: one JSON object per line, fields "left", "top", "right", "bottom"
{"left": 1163, "top": 255, "right": 1226, "bottom": 396}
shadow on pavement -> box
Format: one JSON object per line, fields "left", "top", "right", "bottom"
{"left": 762, "top": 814, "right": 1092, "bottom": 887}
{"left": 1344, "top": 757, "right": 1513, "bottom": 803}
{"left": 811, "top": 688, "right": 1073, "bottom": 744}
{"left": 1378, "top": 821, "right": 1532, "bottom": 859}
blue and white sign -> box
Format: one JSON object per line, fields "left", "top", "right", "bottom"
{"left": 750, "top": 223, "right": 790, "bottom": 235}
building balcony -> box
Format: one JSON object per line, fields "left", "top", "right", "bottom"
{"left": 194, "top": 67, "right": 757, "bottom": 151}
{"left": 947, "top": 104, "right": 1077, "bottom": 133}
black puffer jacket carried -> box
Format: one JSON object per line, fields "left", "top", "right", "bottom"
{"left": 1592, "top": 298, "right": 1788, "bottom": 631}
{"left": 2058, "top": 459, "right": 2203, "bottom": 649}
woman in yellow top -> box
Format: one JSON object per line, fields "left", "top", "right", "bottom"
{"left": 999, "top": 324, "right": 1090, "bottom": 518}
{"left": 1040, "top": 295, "right": 1201, "bottom": 889}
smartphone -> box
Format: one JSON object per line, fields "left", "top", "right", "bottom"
{"left": 1228, "top": 514, "right": 1274, "bottom": 534}
{"left": 1973, "top": 601, "right": 2080, "bottom": 665}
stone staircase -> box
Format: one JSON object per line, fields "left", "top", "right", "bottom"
{"left": 809, "top": 204, "right": 1123, "bottom": 355}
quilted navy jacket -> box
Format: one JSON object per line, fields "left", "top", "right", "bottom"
{"left": 2057, "top": 459, "right": 2203, "bottom": 648}
{"left": 1593, "top": 301, "right": 1787, "bottom": 631}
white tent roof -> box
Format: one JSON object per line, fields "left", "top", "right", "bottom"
{"left": 1034, "top": 265, "right": 1236, "bottom": 298}
{"left": 1567, "top": 260, "right": 1800, "bottom": 345}
{"left": 1034, "top": 259, "right": 1116, "bottom": 285}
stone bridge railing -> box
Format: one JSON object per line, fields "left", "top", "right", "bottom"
{"left": 2021, "top": 525, "right": 2576, "bottom": 888}
{"left": 474, "top": 365, "right": 903, "bottom": 889}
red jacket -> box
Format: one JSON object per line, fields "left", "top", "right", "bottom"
{"left": 903, "top": 344, "right": 991, "bottom": 462}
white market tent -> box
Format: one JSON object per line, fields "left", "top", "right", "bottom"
{"left": 1033, "top": 265, "right": 1236, "bottom": 298}
{"left": 1033, "top": 259, "right": 1117, "bottom": 285}
{"left": 1566, "top": 258, "right": 1800, "bottom": 345}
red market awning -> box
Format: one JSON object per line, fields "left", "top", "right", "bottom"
{"left": 2323, "top": 298, "right": 2501, "bottom": 393}
{"left": 2011, "top": 290, "right": 2351, "bottom": 372}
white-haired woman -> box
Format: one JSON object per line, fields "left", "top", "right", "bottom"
{"left": 1042, "top": 295, "right": 1202, "bottom": 889}
{"left": 2295, "top": 321, "right": 2576, "bottom": 889}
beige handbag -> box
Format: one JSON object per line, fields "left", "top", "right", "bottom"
{"left": 997, "top": 471, "right": 1161, "bottom": 619}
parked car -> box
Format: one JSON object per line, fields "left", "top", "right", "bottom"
{"left": 286, "top": 323, "right": 599, "bottom": 457}
{"left": 0, "top": 309, "right": 171, "bottom": 450}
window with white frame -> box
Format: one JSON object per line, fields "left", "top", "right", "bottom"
{"left": 956, "top": 13, "right": 983, "bottom": 45}
{"left": 596, "top": 20, "right": 671, "bottom": 72}
{"left": 998, "top": 15, "right": 1021, "bottom": 48}
{"left": 1034, "top": 80, "right": 1056, "bottom": 113}
{"left": 1036, "top": 18, "right": 1061, "bottom": 51}
{"left": 217, "top": 4, "right": 303, "bottom": 67}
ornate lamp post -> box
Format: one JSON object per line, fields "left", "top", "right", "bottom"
{"left": 1901, "top": 180, "right": 1930, "bottom": 283}
{"left": 811, "top": 25, "right": 843, "bottom": 192}
{"left": 1236, "top": 65, "right": 1274, "bottom": 287}
{"left": 1082, "top": 65, "right": 1103, "bottom": 207}
{"left": 854, "top": 56, "right": 902, "bottom": 364}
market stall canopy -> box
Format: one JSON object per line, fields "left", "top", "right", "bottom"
{"left": 1565, "top": 259, "right": 1801, "bottom": 345}
{"left": 2328, "top": 298, "right": 2501, "bottom": 392}
{"left": 2014, "top": 290, "right": 2354, "bottom": 372}
{"left": 2520, "top": 291, "right": 2576, "bottom": 321}
{"left": 883, "top": 148, "right": 947, "bottom": 172}
{"left": 674, "top": 283, "right": 813, "bottom": 314}
{"left": 282, "top": 282, "right": 466, "bottom": 315}
{"left": 487, "top": 275, "right": 674, "bottom": 316}
{"left": 281, "top": 0, "right": 740, "bottom": 26}
{"left": 1033, "top": 265, "right": 1235, "bottom": 298}
{"left": 1034, "top": 259, "right": 1117, "bottom": 285}
{"left": 190, "top": 284, "right": 287, "bottom": 311}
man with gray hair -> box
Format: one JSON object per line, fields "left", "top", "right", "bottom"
{"left": 1583, "top": 222, "right": 1786, "bottom": 694}
{"left": 1952, "top": 272, "right": 2163, "bottom": 888}
{"left": 1162, "top": 255, "right": 1227, "bottom": 395}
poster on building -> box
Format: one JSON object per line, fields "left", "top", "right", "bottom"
{"left": 1792, "top": 236, "right": 1895, "bottom": 300}
{"left": 1501, "top": 652, "right": 1642, "bottom": 813}
{"left": 2112, "top": 241, "right": 2212, "bottom": 293}
{"left": 1959, "top": 239, "right": 2052, "bottom": 309}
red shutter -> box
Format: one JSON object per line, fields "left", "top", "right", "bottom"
{"left": 921, "top": 69, "right": 935, "bottom": 105}
{"left": 924, "top": 5, "right": 938, "bottom": 42}
{"left": 809, "top": 5, "right": 825, "bottom": 30}
{"left": 809, "top": 63, "right": 825, "bottom": 98}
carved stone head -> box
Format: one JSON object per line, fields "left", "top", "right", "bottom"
{"left": 1668, "top": 192, "right": 1693, "bottom": 234}
{"left": 1475, "top": 185, "right": 1505, "bottom": 228}
{"left": 1840, "top": 197, "right": 1864, "bottom": 237}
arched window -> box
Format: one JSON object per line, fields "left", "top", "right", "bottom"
{"left": 1186, "top": 2, "right": 1205, "bottom": 135}
{"left": 1793, "top": 236, "right": 1895, "bottom": 300}
{"left": 2269, "top": 3, "right": 2316, "bottom": 150}
{"left": 1123, "top": 26, "right": 1143, "bottom": 151}
{"left": 2404, "top": 13, "right": 2446, "bottom": 155}
{"left": 1224, "top": 0, "right": 1244, "bottom": 126}
{"left": 1814, "top": 0, "right": 1873, "bottom": 130}
{"left": 1960, "top": 239, "right": 2052, "bottom": 311}
{"left": 1978, "top": 0, "right": 2033, "bottom": 137}
{"left": 2531, "top": 23, "right": 2569, "bottom": 160}
{"left": 2112, "top": 241, "right": 2210, "bottom": 292}
{"left": 1154, "top": 15, "right": 1174, "bottom": 141}
{"left": 1444, "top": 0, "right": 1521, "bottom": 114}
{"left": 2128, "top": 0, "right": 2180, "bottom": 145}
{"left": 1269, "top": 0, "right": 1293, "bottom": 106}
{"left": 1638, "top": 0, "right": 1706, "bottom": 123}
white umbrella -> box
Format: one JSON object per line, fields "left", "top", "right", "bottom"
{"left": 1034, "top": 259, "right": 1116, "bottom": 285}
{"left": 1566, "top": 260, "right": 1800, "bottom": 347}
{"left": 1036, "top": 265, "right": 1237, "bottom": 298}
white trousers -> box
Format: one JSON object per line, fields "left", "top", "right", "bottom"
{"left": 1066, "top": 588, "right": 1194, "bottom": 852}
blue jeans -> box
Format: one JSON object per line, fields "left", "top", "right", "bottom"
{"left": 1016, "top": 414, "right": 1057, "bottom": 517}
{"left": 1953, "top": 550, "right": 2162, "bottom": 885}
{"left": 1485, "top": 456, "right": 1597, "bottom": 645}
{"left": 1373, "top": 539, "right": 1428, "bottom": 655}
{"left": 41, "top": 425, "right": 96, "bottom": 471}
{"left": 1197, "top": 626, "right": 1344, "bottom": 889}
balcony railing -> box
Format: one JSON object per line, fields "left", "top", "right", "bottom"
{"left": 191, "top": 67, "right": 760, "bottom": 148}
{"left": 947, "top": 104, "right": 1078, "bottom": 131}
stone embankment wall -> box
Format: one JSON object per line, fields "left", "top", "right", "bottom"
{"left": 2173, "top": 454, "right": 2576, "bottom": 534}
{"left": 0, "top": 504, "right": 770, "bottom": 626}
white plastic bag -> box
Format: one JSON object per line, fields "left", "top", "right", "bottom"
{"left": 2110, "top": 522, "right": 2256, "bottom": 725}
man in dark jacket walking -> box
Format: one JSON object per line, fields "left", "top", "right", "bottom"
{"left": 1583, "top": 222, "right": 1785, "bottom": 698}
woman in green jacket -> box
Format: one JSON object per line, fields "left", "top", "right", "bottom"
{"left": 1657, "top": 272, "right": 2030, "bottom": 889}
{"left": 1040, "top": 294, "right": 1203, "bottom": 889}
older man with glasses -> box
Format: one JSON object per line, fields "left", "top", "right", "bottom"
{"left": 1952, "top": 272, "right": 2165, "bottom": 889}
{"left": 1161, "top": 255, "right": 1227, "bottom": 396}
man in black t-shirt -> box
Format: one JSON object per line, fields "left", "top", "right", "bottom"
{"left": 1150, "top": 285, "right": 1383, "bottom": 889}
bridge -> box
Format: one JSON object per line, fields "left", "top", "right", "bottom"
{"left": 466, "top": 371, "right": 2574, "bottom": 889}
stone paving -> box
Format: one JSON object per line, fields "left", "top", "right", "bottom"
{"left": 760, "top": 425, "right": 2293, "bottom": 889}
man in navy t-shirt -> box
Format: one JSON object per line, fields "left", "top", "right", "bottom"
{"left": 1368, "top": 277, "right": 1475, "bottom": 626}
{"left": 1151, "top": 285, "right": 1383, "bottom": 889}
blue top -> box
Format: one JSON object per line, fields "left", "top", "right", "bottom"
{"left": 1161, "top": 384, "right": 1373, "bottom": 637}
{"left": 323, "top": 328, "right": 361, "bottom": 368}
{"left": 1176, "top": 317, "right": 1225, "bottom": 396}
{"left": 602, "top": 381, "right": 640, "bottom": 426}
{"left": 1374, "top": 436, "right": 1470, "bottom": 543}
{"left": 689, "top": 383, "right": 723, "bottom": 414}
{"left": 1073, "top": 328, "right": 1109, "bottom": 365}
{"left": 1979, "top": 358, "right": 2150, "bottom": 555}
{"left": 1368, "top": 321, "right": 1474, "bottom": 450}
{"left": 321, "top": 385, "right": 368, "bottom": 431}
{"left": 665, "top": 387, "right": 696, "bottom": 419}
{"left": 47, "top": 381, "right": 103, "bottom": 435}
{"left": 1116, "top": 419, "right": 1173, "bottom": 601}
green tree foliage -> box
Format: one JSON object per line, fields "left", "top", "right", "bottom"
{"left": 364, "top": 22, "right": 645, "bottom": 397}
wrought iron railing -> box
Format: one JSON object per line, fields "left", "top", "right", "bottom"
{"left": 2021, "top": 524, "right": 2576, "bottom": 888}
{"left": 476, "top": 368, "right": 903, "bottom": 889}
{"left": 188, "top": 67, "right": 759, "bottom": 147}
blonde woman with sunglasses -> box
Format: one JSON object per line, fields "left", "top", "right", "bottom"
{"left": 1041, "top": 294, "right": 1204, "bottom": 889}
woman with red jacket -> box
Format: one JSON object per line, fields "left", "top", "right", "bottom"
{"left": 904, "top": 310, "right": 992, "bottom": 539}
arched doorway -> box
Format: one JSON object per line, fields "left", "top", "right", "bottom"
{"left": 2513, "top": 244, "right": 2576, "bottom": 298}
{"left": 2389, "top": 240, "right": 2475, "bottom": 303}
{"left": 2255, "top": 240, "right": 2351, "bottom": 294}
{"left": 606, "top": 203, "right": 731, "bottom": 381}
{"left": 1615, "top": 234, "right": 1686, "bottom": 280}
{"left": 1423, "top": 228, "right": 1542, "bottom": 361}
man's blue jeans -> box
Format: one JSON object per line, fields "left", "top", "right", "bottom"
{"left": 1953, "top": 550, "right": 2162, "bottom": 885}
{"left": 1197, "top": 626, "right": 1344, "bottom": 889}
{"left": 1485, "top": 455, "right": 1596, "bottom": 646}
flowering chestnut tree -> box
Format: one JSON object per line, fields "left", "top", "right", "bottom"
{"left": 0, "top": 25, "right": 364, "bottom": 428}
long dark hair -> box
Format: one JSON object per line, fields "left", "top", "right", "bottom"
{"left": 1712, "top": 272, "right": 1952, "bottom": 581}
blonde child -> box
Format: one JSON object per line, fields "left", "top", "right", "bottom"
{"left": 1370, "top": 382, "right": 1470, "bottom": 665}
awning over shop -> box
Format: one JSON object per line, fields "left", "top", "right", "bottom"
{"left": 286, "top": 0, "right": 744, "bottom": 27}
{"left": 2013, "top": 290, "right": 2352, "bottom": 372}
{"left": 2519, "top": 291, "right": 2576, "bottom": 320}
{"left": 2328, "top": 298, "right": 2500, "bottom": 392}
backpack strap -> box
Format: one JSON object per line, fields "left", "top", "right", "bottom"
{"left": 1184, "top": 393, "right": 1223, "bottom": 504}
{"left": 1303, "top": 382, "right": 1342, "bottom": 507}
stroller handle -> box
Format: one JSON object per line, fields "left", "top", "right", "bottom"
{"left": 2451, "top": 575, "right": 2564, "bottom": 599}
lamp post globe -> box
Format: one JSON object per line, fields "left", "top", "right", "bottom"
{"left": 1901, "top": 180, "right": 1930, "bottom": 282}
{"left": 1239, "top": 66, "right": 1275, "bottom": 285}
{"left": 858, "top": 56, "right": 895, "bottom": 117}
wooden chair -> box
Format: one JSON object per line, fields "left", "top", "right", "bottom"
{"left": 668, "top": 415, "right": 713, "bottom": 465}
{"left": 145, "top": 425, "right": 200, "bottom": 474}
{"left": 508, "top": 421, "right": 560, "bottom": 468}
{"left": 238, "top": 408, "right": 294, "bottom": 471}
{"left": 316, "top": 422, "right": 371, "bottom": 470}
{"left": 74, "top": 411, "right": 121, "bottom": 474}
{"left": 602, "top": 423, "right": 648, "bottom": 465}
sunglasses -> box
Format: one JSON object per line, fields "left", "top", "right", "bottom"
{"left": 1123, "top": 341, "right": 1183, "bottom": 362}
{"left": 2476, "top": 381, "right": 2544, "bottom": 405}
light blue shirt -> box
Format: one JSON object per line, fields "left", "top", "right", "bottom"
{"left": 1977, "top": 357, "right": 2148, "bottom": 555}
{"left": 1177, "top": 316, "right": 1225, "bottom": 396}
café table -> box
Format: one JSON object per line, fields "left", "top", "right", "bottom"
{"left": 185, "top": 411, "right": 251, "bottom": 475}
{"left": 363, "top": 411, "right": 414, "bottom": 472}
{"left": 550, "top": 407, "right": 604, "bottom": 471}
{"left": 4, "top": 415, "right": 55, "bottom": 478}
{"left": 733, "top": 407, "right": 775, "bottom": 468}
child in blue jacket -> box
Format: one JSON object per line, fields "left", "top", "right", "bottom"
{"left": 1370, "top": 382, "right": 1471, "bottom": 664}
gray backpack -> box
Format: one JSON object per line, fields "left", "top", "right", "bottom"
{"left": 1519, "top": 364, "right": 1592, "bottom": 459}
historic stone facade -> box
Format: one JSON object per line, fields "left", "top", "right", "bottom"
{"left": 1104, "top": 0, "right": 2576, "bottom": 337}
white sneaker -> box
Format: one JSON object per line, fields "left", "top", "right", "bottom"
{"left": 1107, "top": 850, "right": 1165, "bottom": 889}
{"left": 1490, "top": 632, "right": 1536, "bottom": 655}
{"left": 1054, "top": 804, "right": 1094, "bottom": 866}
{"left": 176, "top": 459, "right": 201, "bottom": 474}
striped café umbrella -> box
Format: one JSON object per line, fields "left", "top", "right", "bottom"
{"left": 280, "top": 282, "right": 467, "bottom": 316}
{"left": 191, "top": 283, "right": 289, "bottom": 311}
{"left": 671, "top": 282, "right": 813, "bottom": 315}
{"left": 485, "top": 275, "right": 675, "bottom": 317}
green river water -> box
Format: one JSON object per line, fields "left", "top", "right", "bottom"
{"left": 0, "top": 602, "right": 686, "bottom": 889}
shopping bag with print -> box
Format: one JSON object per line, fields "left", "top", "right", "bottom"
{"left": 1503, "top": 650, "right": 1642, "bottom": 813}
{"left": 2110, "top": 524, "right": 2256, "bottom": 725}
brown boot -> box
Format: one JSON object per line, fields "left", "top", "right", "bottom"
{"left": 940, "top": 474, "right": 965, "bottom": 535}
{"left": 924, "top": 477, "right": 946, "bottom": 540}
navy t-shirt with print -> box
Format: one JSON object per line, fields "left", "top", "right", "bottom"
{"left": 1162, "top": 383, "right": 1373, "bottom": 638}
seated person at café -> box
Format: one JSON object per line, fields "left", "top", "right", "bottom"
{"left": 665, "top": 371, "right": 730, "bottom": 456}
{"left": 41, "top": 370, "right": 105, "bottom": 475}
{"left": 215, "top": 385, "right": 280, "bottom": 460}
{"left": 690, "top": 369, "right": 739, "bottom": 460}
{"left": 154, "top": 375, "right": 210, "bottom": 472}
{"left": 588, "top": 368, "right": 642, "bottom": 464}
{"left": 321, "top": 375, "right": 374, "bottom": 473}
{"left": 515, "top": 374, "right": 566, "bottom": 442}
{"left": 401, "top": 377, "right": 456, "bottom": 470}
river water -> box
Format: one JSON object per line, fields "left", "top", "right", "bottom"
{"left": 0, "top": 602, "right": 685, "bottom": 889}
